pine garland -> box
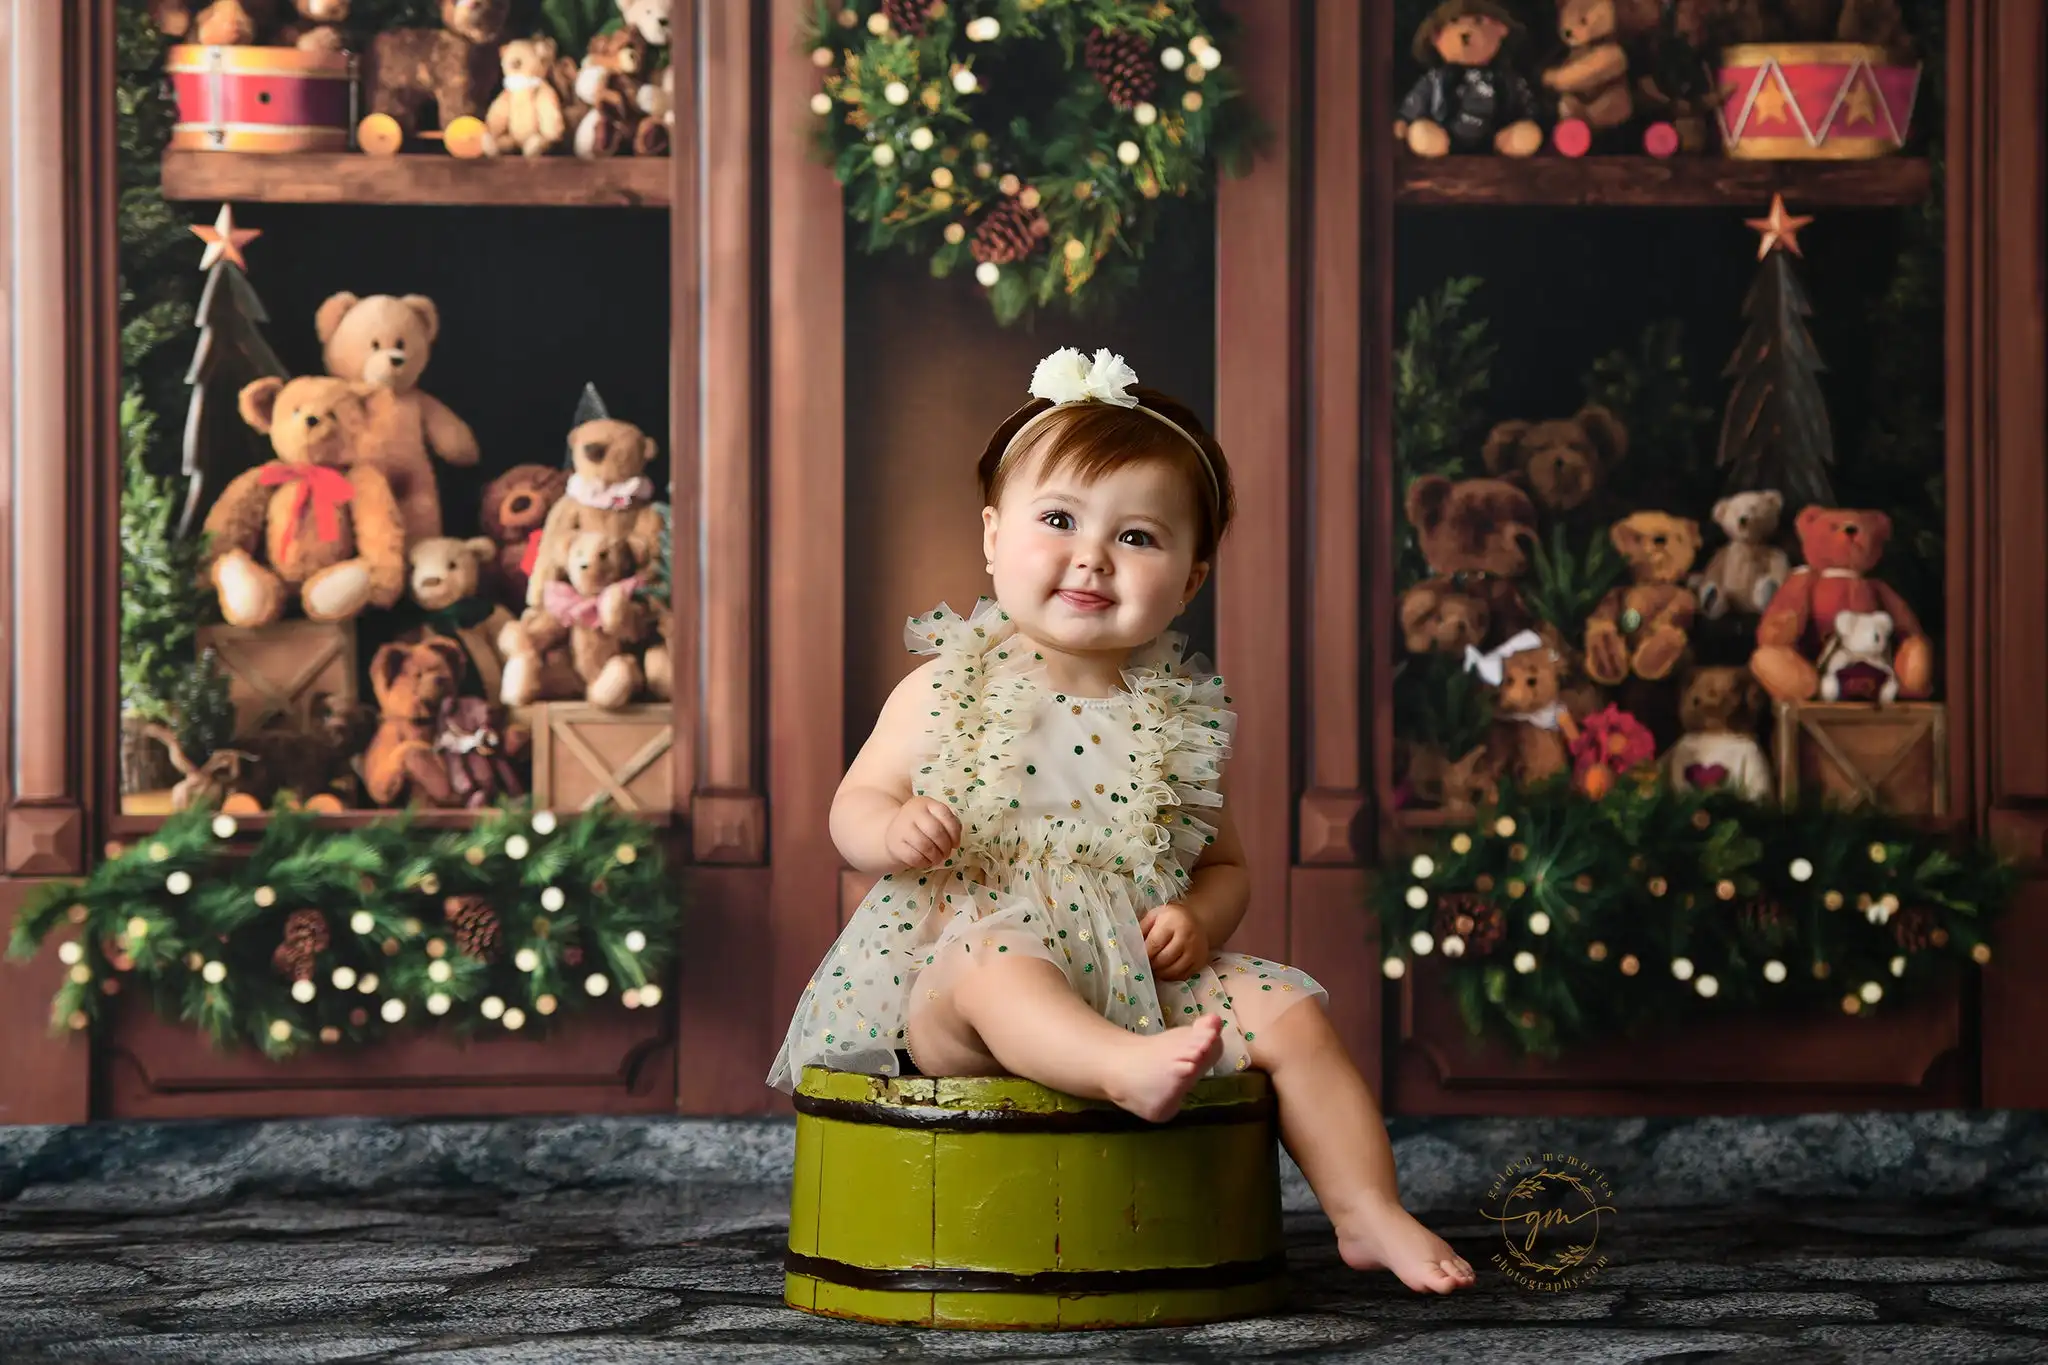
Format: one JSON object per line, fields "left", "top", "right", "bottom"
{"left": 1371, "top": 777, "right": 2014, "bottom": 1058}
{"left": 6, "top": 803, "right": 681, "bottom": 1060}
{"left": 800, "top": 0, "right": 1260, "bottom": 325}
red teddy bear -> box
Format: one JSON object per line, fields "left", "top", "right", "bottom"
{"left": 1750, "top": 505, "right": 1933, "bottom": 703}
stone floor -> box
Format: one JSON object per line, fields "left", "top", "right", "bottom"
{"left": 5, "top": 1184, "right": 2048, "bottom": 1363}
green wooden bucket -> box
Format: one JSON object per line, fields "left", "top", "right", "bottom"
{"left": 785, "top": 1065, "right": 1288, "bottom": 1330}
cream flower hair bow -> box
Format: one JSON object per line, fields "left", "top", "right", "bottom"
{"left": 1029, "top": 347, "right": 1141, "bottom": 408}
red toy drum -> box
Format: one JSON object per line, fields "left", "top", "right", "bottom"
{"left": 1716, "top": 43, "right": 1921, "bottom": 160}
{"left": 166, "top": 44, "right": 357, "bottom": 153}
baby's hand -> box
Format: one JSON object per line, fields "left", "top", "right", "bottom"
{"left": 1140, "top": 903, "right": 1209, "bottom": 982}
{"left": 884, "top": 796, "right": 963, "bottom": 869}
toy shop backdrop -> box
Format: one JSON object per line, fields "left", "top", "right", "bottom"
{"left": 2, "top": 0, "right": 2047, "bottom": 1123}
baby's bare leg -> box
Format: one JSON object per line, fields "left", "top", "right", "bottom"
{"left": 908, "top": 954, "right": 1224, "bottom": 1123}
{"left": 1243, "top": 995, "right": 1475, "bottom": 1294}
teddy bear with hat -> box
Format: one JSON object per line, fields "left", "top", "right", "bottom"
{"left": 1395, "top": 0, "right": 1545, "bottom": 158}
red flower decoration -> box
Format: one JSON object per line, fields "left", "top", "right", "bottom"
{"left": 1569, "top": 705, "right": 1656, "bottom": 798}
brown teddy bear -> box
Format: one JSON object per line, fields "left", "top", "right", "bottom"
{"left": 479, "top": 463, "right": 570, "bottom": 607}
{"left": 1395, "top": 0, "right": 1543, "bottom": 158}
{"left": 435, "top": 695, "right": 527, "bottom": 808}
{"left": 364, "top": 634, "right": 465, "bottom": 807}
{"left": 1481, "top": 405, "right": 1627, "bottom": 515}
{"left": 1399, "top": 474, "right": 1538, "bottom": 654}
{"left": 1584, "top": 511, "right": 1701, "bottom": 686}
{"left": 157, "top": 0, "right": 279, "bottom": 44}
{"left": 1544, "top": 0, "right": 1638, "bottom": 133}
{"left": 1466, "top": 630, "right": 1583, "bottom": 787}
{"left": 486, "top": 37, "right": 567, "bottom": 158}
{"left": 1750, "top": 506, "right": 1932, "bottom": 702}
{"left": 360, "top": 0, "right": 509, "bottom": 148}
{"left": 564, "top": 28, "right": 665, "bottom": 158}
{"left": 201, "top": 376, "right": 407, "bottom": 628}
{"left": 1691, "top": 490, "right": 1791, "bottom": 620}
{"left": 1665, "top": 666, "right": 1773, "bottom": 801}
{"left": 315, "top": 291, "right": 479, "bottom": 544}
{"left": 406, "top": 536, "right": 517, "bottom": 700}
{"left": 275, "top": 0, "right": 349, "bottom": 51}
{"left": 502, "top": 528, "right": 661, "bottom": 709}
{"left": 523, "top": 414, "right": 665, "bottom": 610}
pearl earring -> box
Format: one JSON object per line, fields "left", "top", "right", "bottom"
{"left": 984, "top": 562, "right": 994, "bottom": 574}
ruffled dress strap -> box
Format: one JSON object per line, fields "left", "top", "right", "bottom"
{"left": 1115, "top": 630, "right": 1238, "bottom": 892}
{"left": 902, "top": 598, "right": 1035, "bottom": 853}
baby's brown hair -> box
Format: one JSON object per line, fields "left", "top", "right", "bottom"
{"left": 975, "top": 385, "right": 1238, "bottom": 563}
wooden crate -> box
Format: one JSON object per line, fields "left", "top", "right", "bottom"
{"left": 527, "top": 702, "right": 674, "bottom": 813}
{"left": 1773, "top": 700, "right": 1948, "bottom": 816}
{"left": 196, "top": 619, "right": 358, "bottom": 737}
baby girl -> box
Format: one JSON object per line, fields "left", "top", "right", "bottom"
{"left": 768, "top": 348, "right": 1474, "bottom": 1294}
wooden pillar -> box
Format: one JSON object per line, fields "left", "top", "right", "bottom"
{"left": 1956, "top": 0, "right": 2048, "bottom": 1109}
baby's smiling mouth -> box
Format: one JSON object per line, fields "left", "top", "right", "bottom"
{"left": 1057, "top": 589, "right": 1115, "bottom": 610}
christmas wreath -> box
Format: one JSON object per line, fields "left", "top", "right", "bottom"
{"left": 801, "top": 0, "right": 1260, "bottom": 324}
{"left": 1372, "top": 776, "right": 2015, "bottom": 1059}
{"left": 5, "top": 802, "right": 679, "bottom": 1060}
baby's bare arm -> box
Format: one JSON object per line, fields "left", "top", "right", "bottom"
{"left": 1179, "top": 789, "right": 1251, "bottom": 948}
{"left": 831, "top": 657, "right": 950, "bottom": 874}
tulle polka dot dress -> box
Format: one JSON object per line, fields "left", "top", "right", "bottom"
{"left": 767, "top": 597, "right": 1325, "bottom": 1091}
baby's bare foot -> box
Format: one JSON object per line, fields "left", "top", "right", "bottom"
{"left": 1105, "top": 1015, "right": 1224, "bottom": 1122}
{"left": 1335, "top": 1195, "right": 1475, "bottom": 1294}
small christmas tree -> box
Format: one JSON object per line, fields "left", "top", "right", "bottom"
{"left": 1717, "top": 195, "right": 1836, "bottom": 511}
{"left": 175, "top": 205, "right": 287, "bottom": 537}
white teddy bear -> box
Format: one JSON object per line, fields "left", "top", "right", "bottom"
{"left": 1818, "top": 609, "right": 1899, "bottom": 703}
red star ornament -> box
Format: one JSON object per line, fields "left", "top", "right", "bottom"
{"left": 191, "top": 203, "right": 261, "bottom": 272}
{"left": 1745, "top": 193, "right": 1814, "bottom": 260}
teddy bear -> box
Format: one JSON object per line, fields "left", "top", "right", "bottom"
{"left": 564, "top": 28, "right": 666, "bottom": 158}
{"left": 1817, "top": 609, "right": 1901, "bottom": 704}
{"left": 616, "top": 0, "right": 673, "bottom": 46}
{"left": 155, "top": 0, "right": 280, "bottom": 44}
{"left": 200, "top": 376, "right": 407, "bottom": 628}
{"left": 1395, "top": 0, "right": 1544, "bottom": 158}
{"left": 274, "top": 0, "right": 349, "bottom": 51}
{"left": 1481, "top": 405, "right": 1627, "bottom": 516}
{"left": 1691, "top": 490, "right": 1791, "bottom": 621}
{"left": 1464, "top": 629, "right": 1583, "bottom": 787}
{"left": 1399, "top": 475, "right": 1539, "bottom": 654}
{"left": 1664, "top": 665, "right": 1773, "bottom": 802}
{"left": 479, "top": 463, "right": 571, "bottom": 607}
{"left": 1750, "top": 506, "right": 1932, "bottom": 703}
{"left": 359, "top": 0, "right": 509, "bottom": 148}
{"left": 1584, "top": 511, "right": 1701, "bottom": 686}
{"left": 315, "top": 291, "right": 479, "bottom": 545}
{"left": 364, "top": 634, "right": 466, "bottom": 807}
{"left": 434, "top": 695, "right": 528, "bottom": 808}
{"left": 405, "top": 536, "right": 518, "bottom": 700}
{"left": 502, "top": 528, "right": 664, "bottom": 709}
{"left": 522, "top": 412, "right": 666, "bottom": 610}
{"left": 226, "top": 692, "right": 378, "bottom": 810}
{"left": 1544, "top": 0, "right": 1639, "bottom": 137}
{"left": 485, "top": 37, "right": 567, "bottom": 158}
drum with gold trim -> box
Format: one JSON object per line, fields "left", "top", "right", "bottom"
{"left": 167, "top": 44, "right": 357, "bottom": 154}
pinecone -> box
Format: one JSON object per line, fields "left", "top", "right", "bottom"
{"left": 1893, "top": 905, "right": 1937, "bottom": 953}
{"left": 271, "top": 909, "right": 330, "bottom": 982}
{"left": 881, "top": 0, "right": 937, "bottom": 37}
{"left": 563, "top": 944, "right": 584, "bottom": 968}
{"left": 447, "top": 895, "right": 502, "bottom": 963}
{"left": 1432, "top": 893, "right": 1504, "bottom": 956}
{"left": 1086, "top": 26, "right": 1156, "bottom": 108}
{"left": 970, "top": 195, "right": 1047, "bottom": 265}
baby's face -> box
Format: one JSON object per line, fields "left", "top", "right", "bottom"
{"left": 983, "top": 452, "right": 1206, "bottom": 670}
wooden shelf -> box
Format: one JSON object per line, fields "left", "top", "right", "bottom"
{"left": 159, "top": 150, "right": 671, "bottom": 208}
{"left": 1396, "top": 154, "right": 1932, "bottom": 208}
{"left": 108, "top": 807, "right": 674, "bottom": 838}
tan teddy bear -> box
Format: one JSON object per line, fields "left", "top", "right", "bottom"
{"left": 1691, "top": 489, "right": 1791, "bottom": 620}
{"left": 201, "top": 376, "right": 407, "bottom": 628}
{"left": 406, "top": 536, "right": 517, "bottom": 700}
{"left": 523, "top": 414, "right": 665, "bottom": 609}
{"left": 486, "top": 37, "right": 566, "bottom": 158}
{"left": 315, "top": 291, "right": 480, "bottom": 545}
{"left": 502, "top": 528, "right": 661, "bottom": 709}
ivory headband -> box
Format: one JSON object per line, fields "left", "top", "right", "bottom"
{"left": 997, "top": 347, "right": 1221, "bottom": 513}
